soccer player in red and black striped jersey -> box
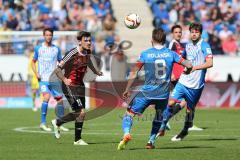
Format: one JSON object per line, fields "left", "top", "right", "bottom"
{"left": 51, "top": 31, "right": 102, "bottom": 145}
{"left": 168, "top": 24, "right": 185, "bottom": 86}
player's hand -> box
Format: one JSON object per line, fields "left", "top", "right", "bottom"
{"left": 122, "top": 90, "right": 130, "bottom": 100}
{"left": 171, "top": 74, "right": 176, "bottom": 81}
{"left": 37, "top": 73, "right": 41, "bottom": 81}
{"left": 63, "top": 78, "right": 72, "bottom": 86}
{"left": 183, "top": 67, "right": 192, "bottom": 75}
{"left": 97, "top": 71, "right": 103, "bottom": 76}
{"left": 190, "top": 67, "right": 196, "bottom": 73}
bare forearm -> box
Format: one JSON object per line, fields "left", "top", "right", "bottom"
{"left": 125, "top": 72, "right": 137, "bottom": 92}
{"left": 31, "top": 61, "right": 38, "bottom": 77}
{"left": 194, "top": 61, "right": 213, "bottom": 70}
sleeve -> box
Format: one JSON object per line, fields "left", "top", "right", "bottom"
{"left": 57, "top": 47, "right": 62, "bottom": 61}
{"left": 202, "top": 42, "right": 213, "bottom": 59}
{"left": 172, "top": 51, "right": 184, "bottom": 64}
{"left": 33, "top": 46, "right": 39, "bottom": 62}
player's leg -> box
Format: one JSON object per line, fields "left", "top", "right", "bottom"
{"left": 146, "top": 99, "right": 168, "bottom": 149}
{"left": 118, "top": 92, "right": 150, "bottom": 150}
{"left": 31, "top": 78, "right": 39, "bottom": 111}
{"left": 158, "top": 83, "right": 185, "bottom": 136}
{"left": 51, "top": 82, "right": 69, "bottom": 132}
{"left": 171, "top": 87, "right": 204, "bottom": 141}
{"left": 39, "top": 82, "right": 51, "bottom": 131}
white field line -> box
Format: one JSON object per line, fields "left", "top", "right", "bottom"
{"left": 13, "top": 126, "right": 240, "bottom": 138}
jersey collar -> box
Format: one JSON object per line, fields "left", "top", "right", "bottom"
{"left": 42, "top": 42, "right": 53, "bottom": 47}
{"left": 191, "top": 38, "right": 203, "bottom": 46}
{"left": 153, "top": 44, "right": 164, "bottom": 50}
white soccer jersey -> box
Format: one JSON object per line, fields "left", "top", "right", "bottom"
{"left": 33, "top": 43, "right": 62, "bottom": 82}
{"left": 179, "top": 39, "right": 213, "bottom": 89}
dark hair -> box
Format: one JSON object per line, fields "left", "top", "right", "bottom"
{"left": 171, "top": 24, "right": 182, "bottom": 33}
{"left": 43, "top": 28, "right": 54, "bottom": 35}
{"left": 152, "top": 28, "right": 166, "bottom": 44}
{"left": 77, "top": 31, "right": 91, "bottom": 40}
{"left": 189, "top": 22, "right": 203, "bottom": 33}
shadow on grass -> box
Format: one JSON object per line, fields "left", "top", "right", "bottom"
{"left": 188, "top": 138, "right": 238, "bottom": 142}
{"left": 129, "top": 146, "right": 215, "bottom": 150}
{"left": 88, "top": 141, "right": 119, "bottom": 145}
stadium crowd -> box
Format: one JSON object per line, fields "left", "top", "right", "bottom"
{"left": 147, "top": 0, "right": 240, "bottom": 56}
{"left": 0, "top": 0, "right": 119, "bottom": 60}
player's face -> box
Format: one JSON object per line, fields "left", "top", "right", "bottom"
{"left": 43, "top": 31, "right": 53, "bottom": 44}
{"left": 172, "top": 28, "right": 182, "bottom": 41}
{"left": 190, "top": 29, "right": 201, "bottom": 42}
{"left": 80, "top": 37, "right": 91, "bottom": 50}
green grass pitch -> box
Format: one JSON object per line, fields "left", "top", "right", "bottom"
{"left": 0, "top": 108, "right": 240, "bottom": 160}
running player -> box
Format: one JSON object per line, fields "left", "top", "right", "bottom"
{"left": 158, "top": 23, "right": 213, "bottom": 141}
{"left": 117, "top": 28, "right": 193, "bottom": 150}
{"left": 168, "top": 24, "right": 203, "bottom": 131}
{"left": 32, "top": 28, "right": 69, "bottom": 132}
{"left": 51, "top": 31, "right": 102, "bottom": 145}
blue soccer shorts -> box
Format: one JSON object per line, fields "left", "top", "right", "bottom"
{"left": 170, "top": 82, "right": 204, "bottom": 110}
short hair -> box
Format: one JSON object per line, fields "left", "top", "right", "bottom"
{"left": 189, "top": 22, "right": 203, "bottom": 33}
{"left": 43, "top": 28, "right": 54, "bottom": 35}
{"left": 77, "top": 31, "right": 91, "bottom": 41}
{"left": 152, "top": 28, "right": 166, "bottom": 45}
{"left": 171, "top": 24, "right": 182, "bottom": 33}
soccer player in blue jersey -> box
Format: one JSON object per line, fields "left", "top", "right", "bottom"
{"left": 158, "top": 23, "right": 213, "bottom": 141}
{"left": 31, "top": 28, "right": 69, "bottom": 132}
{"left": 117, "top": 28, "right": 193, "bottom": 150}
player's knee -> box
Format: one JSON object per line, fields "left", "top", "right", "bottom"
{"left": 125, "top": 111, "right": 135, "bottom": 117}
{"left": 43, "top": 93, "right": 50, "bottom": 101}
{"left": 55, "top": 97, "right": 63, "bottom": 104}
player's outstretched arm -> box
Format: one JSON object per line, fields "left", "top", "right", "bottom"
{"left": 123, "top": 61, "right": 143, "bottom": 99}
{"left": 87, "top": 55, "right": 102, "bottom": 76}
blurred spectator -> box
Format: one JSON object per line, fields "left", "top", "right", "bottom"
{"left": 110, "top": 50, "right": 128, "bottom": 81}
{"left": 218, "top": 24, "right": 233, "bottom": 41}
{"left": 147, "top": 0, "right": 240, "bottom": 55}
{"left": 222, "top": 35, "right": 238, "bottom": 56}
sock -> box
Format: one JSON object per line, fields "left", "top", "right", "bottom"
{"left": 75, "top": 121, "right": 83, "bottom": 142}
{"left": 172, "top": 103, "right": 183, "bottom": 115}
{"left": 41, "top": 101, "right": 48, "bottom": 124}
{"left": 149, "top": 120, "right": 161, "bottom": 144}
{"left": 56, "top": 104, "right": 64, "bottom": 118}
{"left": 56, "top": 112, "right": 77, "bottom": 126}
{"left": 122, "top": 114, "right": 133, "bottom": 135}
{"left": 160, "top": 106, "right": 173, "bottom": 130}
{"left": 32, "top": 92, "right": 36, "bottom": 105}
{"left": 183, "top": 111, "right": 194, "bottom": 132}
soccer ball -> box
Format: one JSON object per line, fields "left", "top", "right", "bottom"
{"left": 124, "top": 13, "right": 141, "bottom": 29}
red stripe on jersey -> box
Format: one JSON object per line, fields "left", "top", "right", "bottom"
{"left": 206, "top": 54, "right": 213, "bottom": 59}
{"left": 136, "top": 61, "right": 144, "bottom": 69}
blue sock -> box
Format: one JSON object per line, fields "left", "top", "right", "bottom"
{"left": 122, "top": 114, "right": 133, "bottom": 135}
{"left": 160, "top": 106, "right": 173, "bottom": 130}
{"left": 41, "top": 101, "right": 48, "bottom": 124}
{"left": 149, "top": 120, "right": 161, "bottom": 144}
{"left": 56, "top": 104, "right": 64, "bottom": 118}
